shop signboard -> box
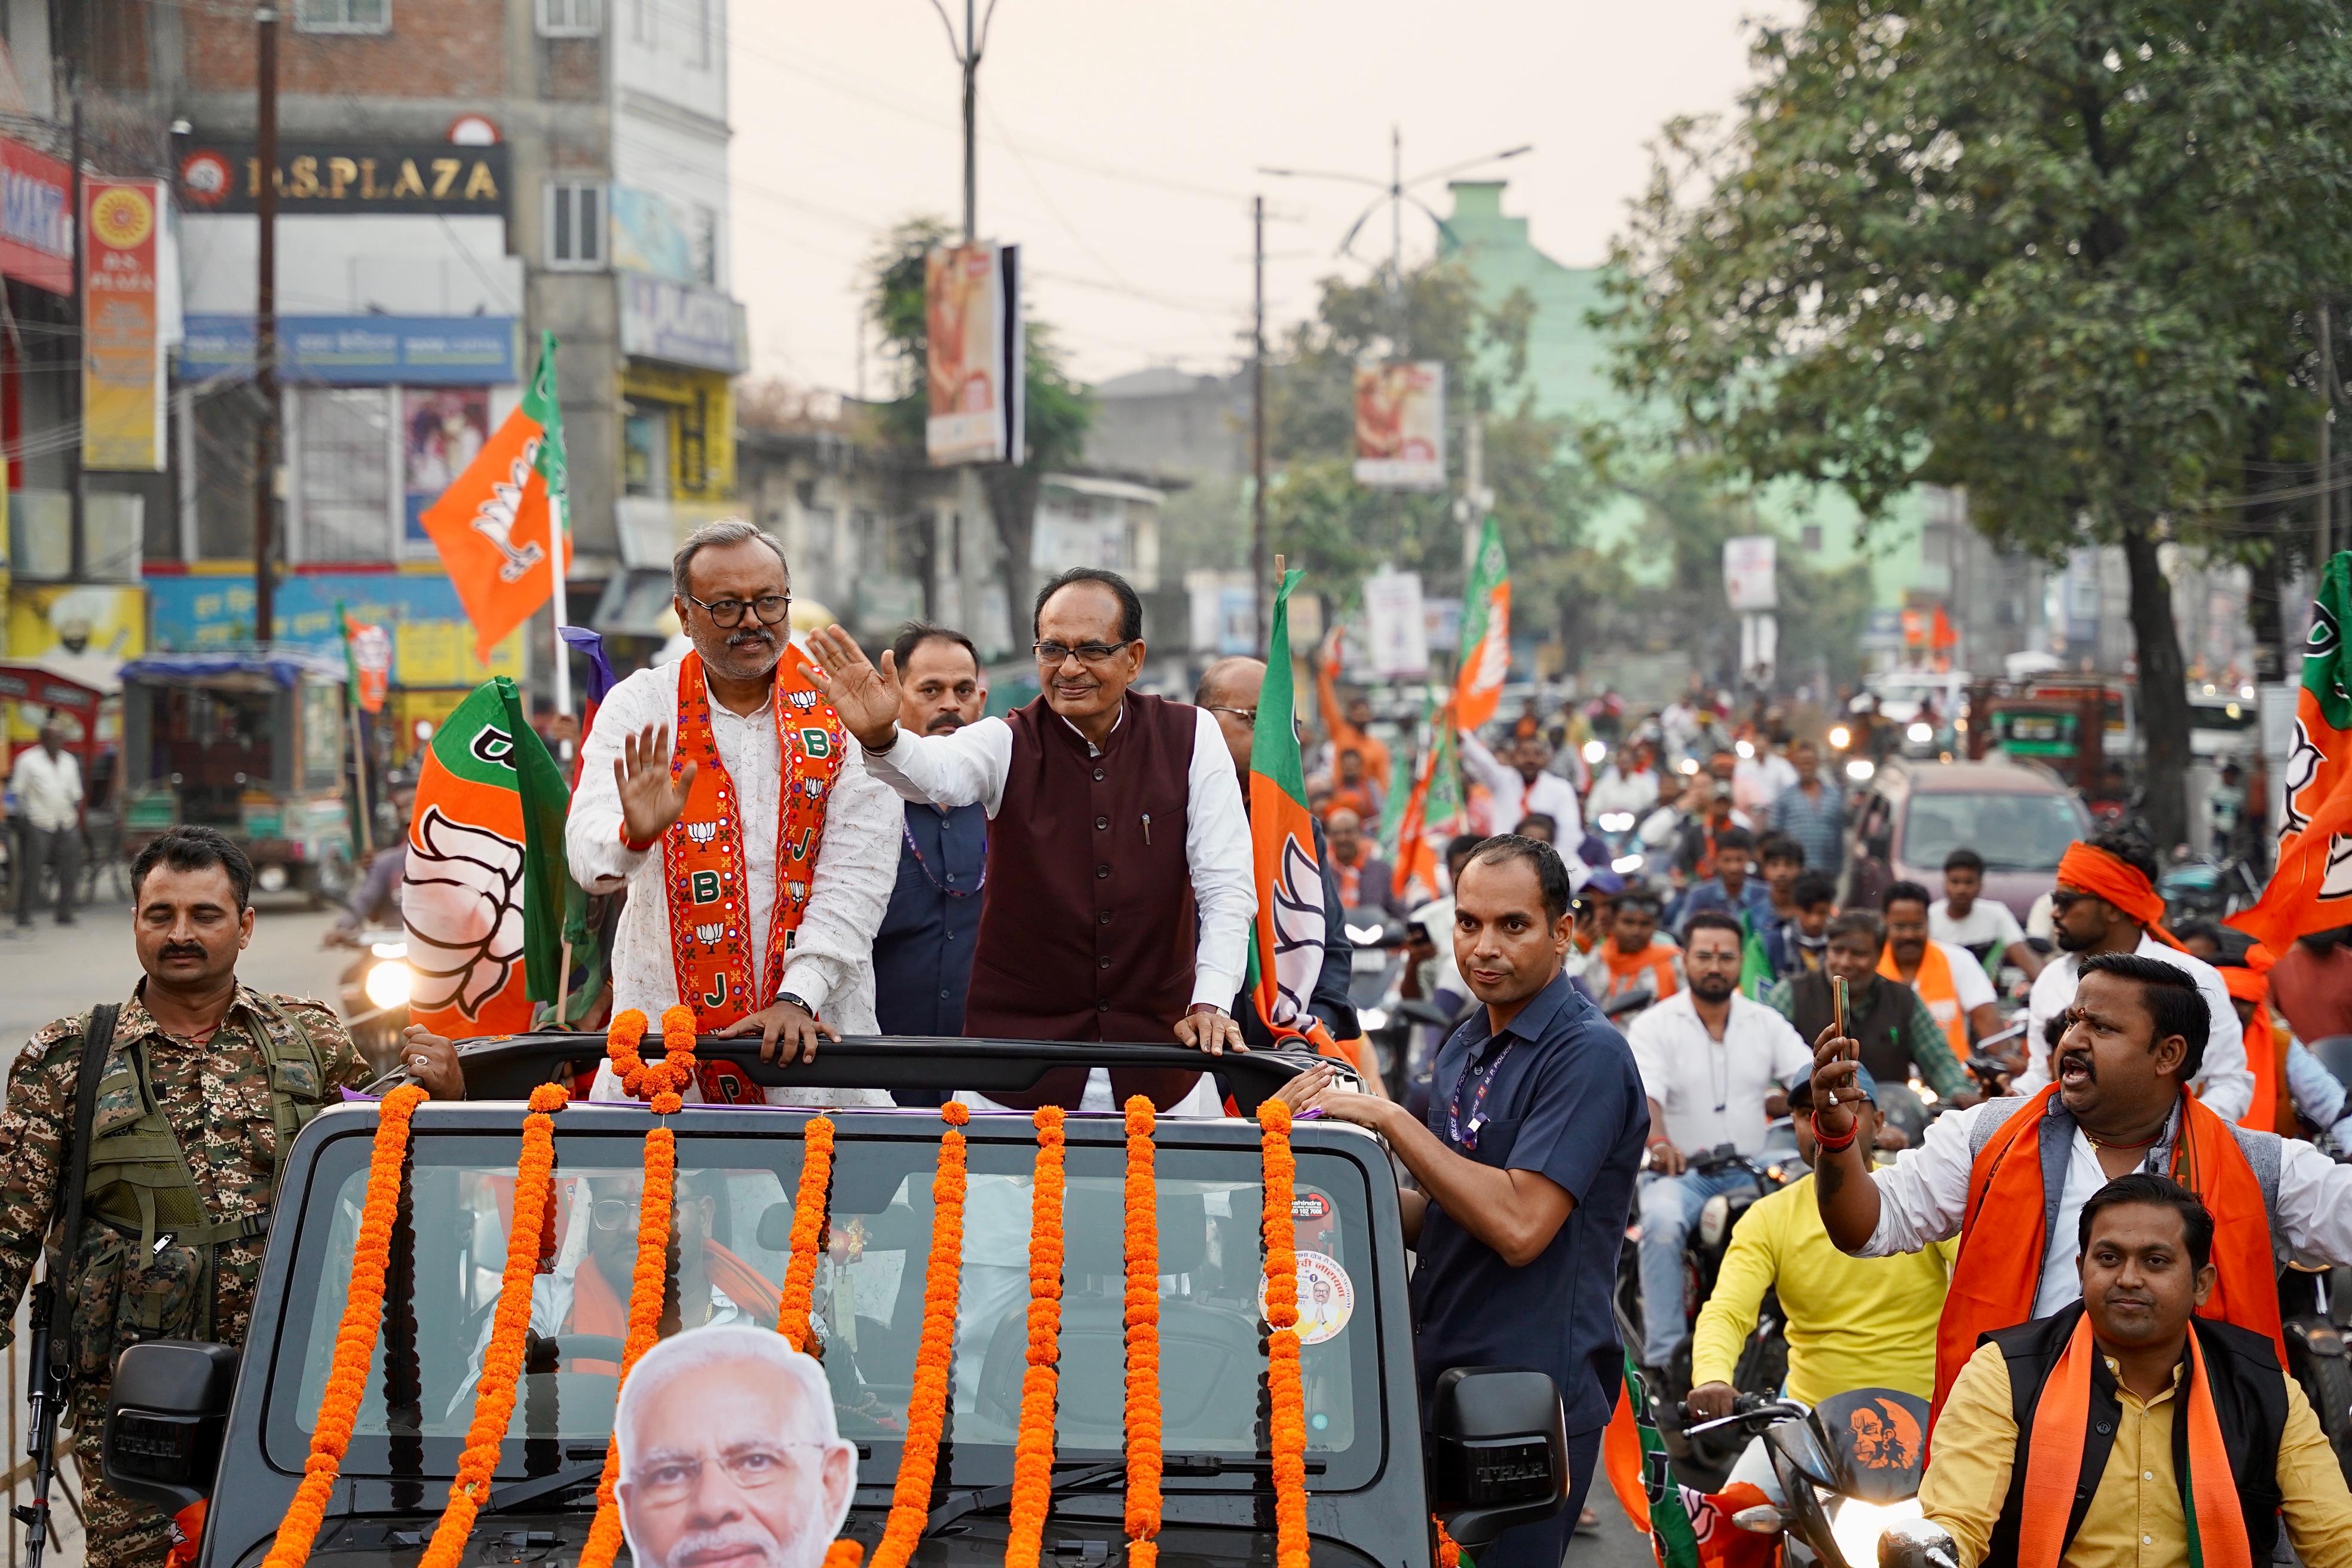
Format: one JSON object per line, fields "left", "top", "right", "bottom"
{"left": 82, "top": 178, "right": 167, "bottom": 471}
{"left": 176, "top": 138, "right": 509, "bottom": 215}
{"left": 145, "top": 569, "right": 521, "bottom": 685}
{"left": 0, "top": 135, "right": 72, "bottom": 295}
{"left": 618, "top": 272, "right": 747, "bottom": 373}
{"left": 181, "top": 314, "right": 517, "bottom": 384}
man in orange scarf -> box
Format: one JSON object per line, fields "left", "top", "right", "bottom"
{"left": 1808, "top": 952, "right": 2352, "bottom": 1426}
{"left": 1918, "top": 1175, "right": 2352, "bottom": 1568}
{"left": 1595, "top": 887, "right": 1683, "bottom": 1019}
{"left": 1881, "top": 880, "right": 2001, "bottom": 1059}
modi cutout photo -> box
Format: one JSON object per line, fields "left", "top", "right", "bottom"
{"left": 614, "top": 1325, "right": 857, "bottom": 1568}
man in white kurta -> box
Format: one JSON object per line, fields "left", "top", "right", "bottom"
{"left": 566, "top": 522, "right": 898, "bottom": 1107}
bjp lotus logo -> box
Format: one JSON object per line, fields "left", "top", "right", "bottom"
{"left": 693, "top": 922, "right": 726, "bottom": 945}
{"left": 685, "top": 820, "right": 719, "bottom": 846}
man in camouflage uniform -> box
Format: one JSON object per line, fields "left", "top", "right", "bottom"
{"left": 0, "top": 826, "right": 465, "bottom": 1568}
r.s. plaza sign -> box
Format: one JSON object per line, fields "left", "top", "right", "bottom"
{"left": 178, "top": 140, "right": 509, "bottom": 215}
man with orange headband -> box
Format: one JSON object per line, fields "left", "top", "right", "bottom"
{"left": 2216, "top": 946, "right": 2352, "bottom": 1142}
{"left": 2016, "top": 830, "right": 2251, "bottom": 1122}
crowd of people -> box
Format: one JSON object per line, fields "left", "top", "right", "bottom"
{"left": 8, "top": 516, "right": 2352, "bottom": 1568}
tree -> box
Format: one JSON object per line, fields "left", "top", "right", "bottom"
{"left": 1603, "top": 0, "right": 2352, "bottom": 846}
{"left": 866, "top": 217, "right": 1096, "bottom": 636}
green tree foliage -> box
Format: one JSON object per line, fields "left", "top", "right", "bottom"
{"left": 1602, "top": 0, "right": 2352, "bottom": 846}
{"left": 866, "top": 217, "right": 1096, "bottom": 629}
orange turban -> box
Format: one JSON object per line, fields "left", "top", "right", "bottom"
{"left": 2056, "top": 841, "right": 2183, "bottom": 951}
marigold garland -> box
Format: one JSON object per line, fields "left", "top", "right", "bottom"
{"left": 1434, "top": 1517, "right": 1462, "bottom": 1568}
{"left": 823, "top": 1544, "right": 866, "bottom": 1568}
{"left": 574, "top": 1006, "right": 716, "bottom": 1568}
{"left": 1123, "top": 1096, "right": 1164, "bottom": 1568}
{"left": 1258, "top": 1099, "right": 1309, "bottom": 1568}
{"left": 260, "top": 1083, "right": 428, "bottom": 1568}
{"left": 417, "top": 1083, "right": 569, "bottom": 1568}
{"left": 776, "top": 1113, "right": 838, "bottom": 1353}
{"left": 868, "top": 1103, "right": 970, "bottom": 1568}
{"left": 1004, "top": 1106, "right": 1068, "bottom": 1568}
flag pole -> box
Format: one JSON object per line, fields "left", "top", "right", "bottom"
{"left": 549, "top": 469, "right": 574, "bottom": 721}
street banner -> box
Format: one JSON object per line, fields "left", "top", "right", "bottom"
{"left": 341, "top": 605, "right": 390, "bottom": 715}
{"left": 404, "top": 678, "right": 574, "bottom": 1036}
{"left": 1362, "top": 566, "right": 1429, "bottom": 678}
{"left": 1246, "top": 569, "right": 1340, "bottom": 1052}
{"left": 1352, "top": 361, "right": 1446, "bottom": 489}
{"left": 1722, "top": 535, "right": 1777, "bottom": 612}
{"left": 81, "top": 178, "right": 166, "bottom": 471}
{"left": 421, "top": 332, "right": 570, "bottom": 661}
{"left": 926, "top": 240, "right": 1025, "bottom": 466}
{"left": 1453, "top": 517, "right": 1511, "bottom": 731}
{"left": 2230, "top": 550, "right": 2352, "bottom": 950}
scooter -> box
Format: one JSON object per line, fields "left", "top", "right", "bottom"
{"left": 1680, "top": 1389, "right": 1933, "bottom": 1567}
{"left": 335, "top": 926, "right": 415, "bottom": 1073}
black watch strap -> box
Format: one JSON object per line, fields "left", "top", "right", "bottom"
{"left": 776, "top": 991, "right": 817, "bottom": 1019}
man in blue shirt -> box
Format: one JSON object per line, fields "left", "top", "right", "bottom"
{"left": 1676, "top": 823, "right": 1775, "bottom": 940}
{"left": 1279, "top": 834, "right": 1649, "bottom": 1567}
{"left": 872, "top": 624, "right": 988, "bottom": 1048}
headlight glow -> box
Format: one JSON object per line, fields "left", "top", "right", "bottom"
{"left": 1357, "top": 1007, "right": 1389, "bottom": 1031}
{"left": 1598, "top": 811, "right": 1635, "bottom": 833}
{"left": 364, "top": 960, "right": 414, "bottom": 1010}
{"left": 1846, "top": 758, "right": 1877, "bottom": 782}
{"left": 1679, "top": 758, "right": 1700, "bottom": 775}
{"left": 1612, "top": 853, "right": 1645, "bottom": 874}
{"left": 1346, "top": 922, "right": 1384, "bottom": 946}
{"left": 369, "top": 939, "right": 408, "bottom": 960}
{"left": 1582, "top": 739, "right": 1606, "bottom": 765}
{"left": 1735, "top": 740, "right": 1754, "bottom": 759}
{"left": 1829, "top": 1494, "right": 1923, "bottom": 1567}
{"left": 1828, "top": 724, "right": 1852, "bottom": 750}
{"left": 1906, "top": 721, "right": 1934, "bottom": 745}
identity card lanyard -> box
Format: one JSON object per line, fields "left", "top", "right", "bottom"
{"left": 1447, "top": 1040, "right": 1517, "bottom": 1152}
{"left": 901, "top": 817, "right": 987, "bottom": 898}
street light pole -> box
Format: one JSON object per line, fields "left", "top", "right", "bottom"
{"left": 1252, "top": 194, "right": 1267, "bottom": 647}
{"left": 928, "top": 0, "right": 998, "bottom": 642}
{"left": 254, "top": 5, "right": 281, "bottom": 645}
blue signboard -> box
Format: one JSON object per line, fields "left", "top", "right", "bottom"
{"left": 180, "top": 314, "right": 517, "bottom": 385}
{"left": 143, "top": 569, "right": 519, "bottom": 687}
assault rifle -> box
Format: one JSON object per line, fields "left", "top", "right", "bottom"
{"left": 13, "top": 1278, "right": 66, "bottom": 1568}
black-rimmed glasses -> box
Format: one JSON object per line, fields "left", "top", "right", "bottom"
{"left": 685, "top": 592, "right": 792, "bottom": 628}
{"left": 1034, "top": 639, "right": 1134, "bottom": 666}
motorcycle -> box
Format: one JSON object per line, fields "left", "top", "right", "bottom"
{"left": 1341, "top": 906, "right": 1409, "bottom": 1085}
{"left": 1680, "top": 1389, "right": 1933, "bottom": 1568}
{"left": 335, "top": 926, "right": 415, "bottom": 1073}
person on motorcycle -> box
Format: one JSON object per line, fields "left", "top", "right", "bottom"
{"left": 1626, "top": 911, "right": 1812, "bottom": 1374}
{"left": 1686, "top": 1059, "right": 1953, "bottom": 1499}
{"left": 1676, "top": 825, "right": 1775, "bottom": 939}
{"left": 1597, "top": 887, "right": 1684, "bottom": 1017}
{"left": 1882, "top": 880, "right": 2004, "bottom": 1059}
{"left": 1808, "top": 953, "right": 2352, "bottom": 1424}
{"left": 1918, "top": 1175, "right": 2352, "bottom": 1568}
{"left": 1931, "top": 848, "right": 2044, "bottom": 980}
{"left": 1762, "top": 910, "right": 1970, "bottom": 1140}
{"left": 323, "top": 776, "right": 416, "bottom": 947}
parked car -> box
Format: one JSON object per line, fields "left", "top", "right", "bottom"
{"left": 1844, "top": 759, "right": 2091, "bottom": 924}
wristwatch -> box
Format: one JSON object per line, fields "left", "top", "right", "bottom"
{"left": 1186, "top": 1003, "right": 1226, "bottom": 1019}
{"left": 776, "top": 992, "right": 818, "bottom": 1019}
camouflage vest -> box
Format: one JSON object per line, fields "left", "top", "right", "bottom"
{"left": 63, "top": 995, "right": 332, "bottom": 1377}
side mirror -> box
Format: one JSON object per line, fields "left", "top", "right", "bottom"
{"left": 1424, "top": 1366, "right": 1568, "bottom": 1548}
{"left": 104, "top": 1341, "right": 238, "bottom": 1512}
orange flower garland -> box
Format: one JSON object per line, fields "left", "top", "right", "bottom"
{"left": 1258, "top": 1099, "right": 1309, "bottom": 1568}
{"left": 776, "top": 1113, "right": 838, "bottom": 1353}
{"left": 575, "top": 1006, "right": 711, "bottom": 1568}
{"left": 417, "top": 1083, "right": 569, "bottom": 1568}
{"left": 868, "top": 1103, "right": 970, "bottom": 1568}
{"left": 1004, "top": 1106, "right": 1068, "bottom": 1568}
{"left": 261, "top": 1083, "right": 428, "bottom": 1568}
{"left": 823, "top": 1544, "right": 866, "bottom": 1568}
{"left": 1434, "top": 1517, "right": 1462, "bottom": 1568}
{"left": 1123, "top": 1096, "right": 1163, "bottom": 1568}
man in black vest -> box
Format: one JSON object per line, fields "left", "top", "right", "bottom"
{"left": 1765, "top": 909, "right": 1968, "bottom": 1140}
{"left": 1919, "top": 1174, "right": 2352, "bottom": 1567}
{"left": 813, "top": 569, "right": 1255, "bottom": 1110}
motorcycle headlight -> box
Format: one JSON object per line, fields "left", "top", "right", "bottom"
{"left": 1906, "top": 721, "right": 1934, "bottom": 745}
{"left": 1698, "top": 1193, "right": 1734, "bottom": 1249}
{"left": 1845, "top": 758, "right": 1876, "bottom": 782}
{"left": 1828, "top": 724, "right": 1852, "bottom": 751}
{"left": 1357, "top": 1007, "right": 1389, "bottom": 1032}
{"left": 369, "top": 939, "right": 409, "bottom": 960}
{"left": 1829, "top": 1494, "right": 1923, "bottom": 1567}
{"left": 1598, "top": 812, "right": 1634, "bottom": 833}
{"left": 364, "top": 961, "right": 414, "bottom": 1010}
{"left": 1612, "top": 853, "right": 1645, "bottom": 875}
{"left": 1582, "top": 739, "right": 1607, "bottom": 765}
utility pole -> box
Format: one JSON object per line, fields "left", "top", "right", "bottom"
{"left": 253, "top": 5, "right": 281, "bottom": 645}
{"left": 930, "top": 0, "right": 996, "bottom": 643}
{"left": 1252, "top": 194, "right": 1267, "bottom": 648}
{"left": 2321, "top": 298, "right": 2335, "bottom": 571}
{"left": 65, "top": 75, "right": 84, "bottom": 581}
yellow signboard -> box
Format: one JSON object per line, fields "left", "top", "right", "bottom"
{"left": 394, "top": 618, "right": 523, "bottom": 688}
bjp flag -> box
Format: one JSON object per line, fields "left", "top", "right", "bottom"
{"left": 1248, "top": 569, "right": 1341, "bottom": 1054}
{"left": 2231, "top": 550, "right": 2352, "bottom": 950}
{"left": 1453, "top": 516, "right": 1511, "bottom": 731}
{"left": 421, "top": 331, "right": 571, "bottom": 662}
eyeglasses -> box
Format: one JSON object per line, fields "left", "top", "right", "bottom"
{"left": 1204, "top": 705, "right": 1257, "bottom": 724}
{"left": 685, "top": 592, "right": 792, "bottom": 629}
{"left": 630, "top": 1443, "right": 832, "bottom": 1505}
{"left": 1033, "top": 640, "right": 1132, "bottom": 667}
{"left": 591, "top": 1198, "right": 635, "bottom": 1231}
{"left": 2048, "top": 889, "right": 2095, "bottom": 912}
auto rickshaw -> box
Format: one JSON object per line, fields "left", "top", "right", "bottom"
{"left": 118, "top": 650, "right": 356, "bottom": 906}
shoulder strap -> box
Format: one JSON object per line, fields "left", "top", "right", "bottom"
{"left": 49, "top": 1004, "right": 120, "bottom": 1380}
{"left": 246, "top": 992, "right": 329, "bottom": 1162}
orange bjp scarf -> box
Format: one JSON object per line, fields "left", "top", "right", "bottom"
{"left": 1883, "top": 936, "right": 1968, "bottom": 1059}
{"left": 1603, "top": 938, "right": 1680, "bottom": 1002}
{"left": 2220, "top": 951, "right": 2290, "bottom": 1134}
{"left": 2056, "top": 841, "right": 2186, "bottom": 950}
{"left": 1933, "top": 1085, "right": 2283, "bottom": 1424}
{"left": 2014, "top": 1312, "right": 2254, "bottom": 1568}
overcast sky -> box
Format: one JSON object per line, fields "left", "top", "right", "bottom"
{"left": 728, "top": 2, "right": 1777, "bottom": 394}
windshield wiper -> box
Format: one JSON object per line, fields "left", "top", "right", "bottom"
{"left": 479, "top": 1458, "right": 610, "bottom": 1515}
{"left": 917, "top": 1454, "right": 1327, "bottom": 1538}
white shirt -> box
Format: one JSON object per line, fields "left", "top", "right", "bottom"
{"left": 860, "top": 699, "right": 1256, "bottom": 1010}
{"left": 1458, "top": 730, "right": 1583, "bottom": 841}
{"left": 1732, "top": 752, "right": 1798, "bottom": 815}
{"left": 566, "top": 662, "right": 901, "bottom": 1108}
{"left": 8, "top": 746, "right": 81, "bottom": 832}
{"left": 1930, "top": 896, "right": 2026, "bottom": 956}
{"left": 1901, "top": 939, "right": 1998, "bottom": 1025}
{"left": 2017, "top": 933, "right": 2250, "bottom": 1120}
{"left": 1587, "top": 767, "right": 1659, "bottom": 819}
{"left": 1627, "top": 989, "right": 1814, "bottom": 1156}
{"left": 1861, "top": 1097, "right": 2352, "bottom": 1315}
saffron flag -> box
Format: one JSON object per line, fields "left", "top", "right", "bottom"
{"left": 1453, "top": 516, "right": 1511, "bottom": 731}
{"left": 2230, "top": 550, "right": 2352, "bottom": 950}
{"left": 338, "top": 603, "right": 390, "bottom": 714}
{"left": 1393, "top": 697, "right": 1468, "bottom": 902}
{"left": 421, "top": 331, "right": 571, "bottom": 662}
{"left": 1602, "top": 1358, "right": 1702, "bottom": 1567}
{"left": 1248, "top": 569, "right": 1340, "bottom": 1051}
{"left": 404, "top": 678, "right": 574, "bottom": 1036}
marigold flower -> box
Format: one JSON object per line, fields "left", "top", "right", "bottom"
{"left": 777, "top": 1115, "right": 837, "bottom": 1353}
{"left": 1004, "top": 1105, "right": 1067, "bottom": 1568}
{"left": 867, "top": 1106, "right": 969, "bottom": 1568}
{"left": 1258, "top": 1100, "right": 1309, "bottom": 1568}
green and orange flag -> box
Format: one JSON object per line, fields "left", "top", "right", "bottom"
{"left": 403, "top": 678, "right": 574, "bottom": 1036}
{"left": 421, "top": 330, "right": 570, "bottom": 662}
{"left": 1453, "top": 516, "right": 1511, "bottom": 731}
{"left": 2231, "top": 550, "right": 2352, "bottom": 950}
{"left": 1247, "top": 569, "right": 1339, "bottom": 1051}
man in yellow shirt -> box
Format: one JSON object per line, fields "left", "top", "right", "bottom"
{"left": 1919, "top": 1174, "right": 2352, "bottom": 1567}
{"left": 1687, "top": 1060, "right": 1953, "bottom": 1499}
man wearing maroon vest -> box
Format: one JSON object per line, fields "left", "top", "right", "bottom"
{"left": 811, "top": 568, "right": 1255, "bottom": 1110}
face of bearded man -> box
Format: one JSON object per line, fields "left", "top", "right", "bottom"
{"left": 617, "top": 1339, "right": 855, "bottom": 1568}
{"left": 678, "top": 538, "right": 791, "bottom": 687}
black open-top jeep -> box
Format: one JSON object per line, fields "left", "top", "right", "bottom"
{"left": 100, "top": 1038, "right": 1569, "bottom": 1568}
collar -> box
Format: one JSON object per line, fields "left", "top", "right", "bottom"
{"left": 1058, "top": 697, "right": 1126, "bottom": 758}
{"left": 122, "top": 979, "right": 265, "bottom": 1048}
{"left": 1459, "top": 969, "right": 1575, "bottom": 1060}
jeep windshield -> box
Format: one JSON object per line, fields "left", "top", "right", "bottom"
{"left": 261, "top": 1113, "right": 1386, "bottom": 1501}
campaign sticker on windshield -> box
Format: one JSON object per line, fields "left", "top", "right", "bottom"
{"left": 1262, "top": 1250, "right": 1355, "bottom": 1345}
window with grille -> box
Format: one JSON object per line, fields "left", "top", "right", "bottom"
{"left": 294, "top": 389, "right": 394, "bottom": 564}
{"left": 295, "top": 0, "right": 390, "bottom": 33}
{"left": 536, "top": 0, "right": 601, "bottom": 36}
{"left": 546, "top": 181, "right": 606, "bottom": 270}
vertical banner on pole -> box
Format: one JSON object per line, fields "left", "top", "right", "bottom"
{"left": 925, "top": 240, "right": 1023, "bottom": 466}
{"left": 82, "top": 178, "right": 167, "bottom": 471}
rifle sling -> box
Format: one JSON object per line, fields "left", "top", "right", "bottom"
{"left": 47, "top": 1002, "right": 120, "bottom": 1388}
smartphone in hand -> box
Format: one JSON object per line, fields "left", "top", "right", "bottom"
{"left": 1833, "top": 975, "right": 1849, "bottom": 1052}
